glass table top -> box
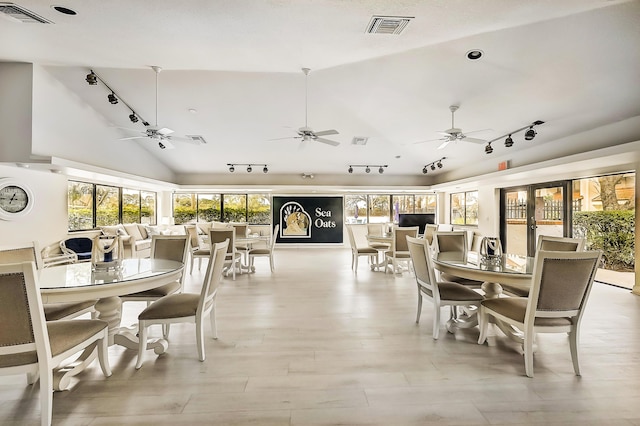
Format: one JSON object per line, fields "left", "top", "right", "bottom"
{"left": 38, "top": 259, "right": 183, "bottom": 290}
{"left": 435, "top": 252, "right": 534, "bottom": 276}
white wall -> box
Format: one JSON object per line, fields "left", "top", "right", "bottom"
{"left": 0, "top": 164, "right": 69, "bottom": 249}
{"left": 0, "top": 63, "right": 33, "bottom": 161}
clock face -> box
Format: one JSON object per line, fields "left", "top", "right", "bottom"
{"left": 0, "top": 185, "right": 30, "bottom": 213}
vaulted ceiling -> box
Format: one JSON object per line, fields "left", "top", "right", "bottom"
{"left": 2, "top": 0, "right": 639, "bottom": 187}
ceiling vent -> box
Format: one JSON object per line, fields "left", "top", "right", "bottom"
{"left": 366, "top": 15, "right": 413, "bottom": 35}
{"left": 351, "top": 136, "right": 369, "bottom": 146}
{"left": 0, "top": 3, "right": 52, "bottom": 23}
{"left": 186, "top": 135, "right": 207, "bottom": 145}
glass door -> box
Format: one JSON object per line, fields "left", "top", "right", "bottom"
{"left": 501, "top": 181, "right": 571, "bottom": 256}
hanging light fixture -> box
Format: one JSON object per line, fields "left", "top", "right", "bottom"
{"left": 228, "top": 164, "right": 235, "bottom": 172}
{"left": 378, "top": 166, "right": 384, "bottom": 174}
{"left": 107, "top": 92, "right": 118, "bottom": 105}
{"left": 504, "top": 134, "right": 514, "bottom": 147}
{"left": 247, "top": 165, "right": 252, "bottom": 173}
{"left": 348, "top": 165, "right": 387, "bottom": 174}
{"left": 85, "top": 70, "right": 98, "bottom": 85}
{"left": 263, "top": 166, "right": 268, "bottom": 173}
{"left": 348, "top": 166, "right": 353, "bottom": 174}
{"left": 484, "top": 120, "right": 545, "bottom": 154}
{"left": 421, "top": 157, "right": 446, "bottom": 174}
{"left": 485, "top": 143, "right": 493, "bottom": 154}
{"left": 129, "top": 113, "right": 138, "bottom": 123}
{"left": 422, "top": 167, "right": 428, "bottom": 174}
{"left": 437, "top": 160, "right": 443, "bottom": 168}
{"left": 226, "top": 163, "right": 268, "bottom": 173}
{"left": 524, "top": 126, "right": 537, "bottom": 140}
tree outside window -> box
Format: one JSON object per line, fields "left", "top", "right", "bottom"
{"left": 96, "top": 185, "right": 119, "bottom": 226}
{"left": 173, "top": 193, "right": 196, "bottom": 224}
{"left": 223, "top": 194, "right": 247, "bottom": 222}
{"left": 197, "top": 194, "right": 221, "bottom": 222}
{"left": 451, "top": 191, "right": 478, "bottom": 225}
{"left": 68, "top": 181, "right": 94, "bottom": 231}
{"left": 122, "top": 188, "right": 140, "bottom": 224}
{"left": 247, "top": 194, "right": 271, "bottom": 224}
{"left": 368, "top": 195, "right": 390, "bottom": 223}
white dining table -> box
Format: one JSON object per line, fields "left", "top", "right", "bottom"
{"left": 38, "top": 258, "right": 183, "bottom": 390}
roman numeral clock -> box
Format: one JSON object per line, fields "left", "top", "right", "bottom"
{"left": 0, "top": 178, "right": 34, "bottom": 221}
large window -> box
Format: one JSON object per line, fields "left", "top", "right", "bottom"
{"left": 344, "top": 194, "right": 436, "bottom": 224}
{"left": 172, "top": 193, "right": 271, "bottom": 224}
{"left": 451, "top": 191, "right": 478, "bottom": 225}
{"left": 68, "top": 181, "right": 156, "bottom": 230}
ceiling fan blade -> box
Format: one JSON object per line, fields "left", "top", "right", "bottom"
{"left": 463, "top": 128, "right": 493, "bottom": 136}
{"left": 315, "top": 137, "right": 340, "bottom": 147}
{"left": 411, "top": 137, "right": 447, "bottom": 145}
{"left": 437, "top": 140, "right": 451, "bottom": 150}
{"left": 119, "top": 136, "right": 146, "bottom": 141}
{"left": 157, "top": 127, "right": 174, "bottom": 135}
{"left": 314, "top": 129, "right": 339, "bottom": 137}
{"left": 268, "top": 136, "right": 296, "bottom": 141}
{"left": 436, "top": 131, "right": 454, "bottom": 136}
{"left": 461, "top": 137, "right": 487, "bottom": 144}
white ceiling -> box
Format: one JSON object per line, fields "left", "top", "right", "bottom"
{"left": 2, "top": 0, "right": 639, "bottom": 186}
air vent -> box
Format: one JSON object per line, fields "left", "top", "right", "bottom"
{"left": 366, "top": 15, "right": 412, "bottom": 35}
{"left": 0, "top": 3, "right": 52, "bottom": 23}
{"left": 186, "top": 135, "right": 207, "bottom": 145}
{"left": 351, "top": 136, "right": 369, "bottom": 146}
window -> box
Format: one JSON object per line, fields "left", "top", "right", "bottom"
{"left": 173, "top": 193, "right": 197, "bottom": 224}
{"left": 68, "top": 181, "right": 94, "bottom": 231}
{"left": 415, "top": 194, "right": 437, "bottom": 214}
{"left": 368, "top": 195, "right": 391, "bottom": 223}
{"left": 95, "top": 185, "right": 119, "bottom": 227}
{"left": 391, "top": 195, "right": 414, "bottom": 222}
{"left": 68, "top": 181, "right": 156, "bottom": 230}
{"left": 197, "top": 194, "right": 221, "bottom": 222}
{"left": 344, "top": 194, "right": 367, "bottom": 224}
{"left": 247, "top": 194, "right": 271, "bottom": 224}
{"left": 451, "top": 191, "right": 478, "bottom": 225}
{"left": 223, "top": 194, "right": 247, "bottom": 222}
{"left": 344, "top": 193, "right": 437, "bottom": 224}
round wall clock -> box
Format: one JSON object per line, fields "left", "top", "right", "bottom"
{"left": 0, "top": 178, "right": 35, "bottom": 220}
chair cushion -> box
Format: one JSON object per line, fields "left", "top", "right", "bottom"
{"left": 193, "top": 248, "right": 211, "bottom": 256}
{"left": 137, "top": 224, "right": 149, "bottom": 240}
{"left": 43, "top": 300, "right": 97, "bottom": 321}
{"left": 440, "top": 273, "right": 484, "bottom": 287}
{"left": 357, "top": 247, "right": 378, "bottom": 254}
{"left": 47, "top": 319, "right": 108, "bottom": 357}
{"left": 500, "top": 283, "right": 530, "bottom": 297}
{"left": 438, "top": 282, "right": 484, "bottom": 302}
{"left": 125, "top": 281, "right": 181, "bottom": 298}
{"left": 481, "top": 297, "right": 573, "bottom": 326}
{"left": 135, "top": 240, "right": 152, "bottom": 251}
{"left": 139, "top": 293, "right": 200, "bottom": 320}
{"left": 249, "top": 248, "right": 271, "bottom": 255}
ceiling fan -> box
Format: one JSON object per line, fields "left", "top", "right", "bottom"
{"left": 118, "top": 66, "right": 193, "bottom": 150}
{"left": 414, "top": 105, "right": 489, "bottom": 150}
{"left": 269, "top": 68, "right": 340, "bottom": 147}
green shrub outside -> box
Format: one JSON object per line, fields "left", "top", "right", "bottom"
{"left": 573, "top": 210, "right": 635, "bottom": 271}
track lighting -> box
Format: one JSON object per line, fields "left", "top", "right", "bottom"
{"left": 108, "top": 92, "right": 118, "bottom": 105}
{"left": 158, "top": 142, "right": 166, "bottom": 150}
{"left": 422, "top": 157, "right": 446, "bottom": 173}
{"left": 129, "top": 113, "right": 138, "bottom": 123}
{"left": 347, "top": 165, "right": 388, "bottom": 174}
{"left": 226, "top": 163, "right": 268, "bottom": 173}
{"left": 524, "top": 127, "right": 536, "bottom": 140}
{"left": 484, "top": 120, "right": 545, "bottom": 154}
{"left": 504, "top": 135, "right": 513, "bottom": 147}
{"left": 85, "top": 71, "right": 98, "bottom": 85}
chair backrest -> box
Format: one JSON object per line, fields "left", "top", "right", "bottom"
{"left": 423, "top": 224, "right": 438, "bottom": 244}
{"left": 407, "top": 236, "right": 437, "bottom": 299}
{"left": 437, "top": 224, "right": 454, "bottom": 232}
{"left": 433, "top": 231, "right": 468, "bottom": 262}
{"left": 348, "top": 224, "right": 371, "bottom": 250}
{"left": 232, "top": 223, "right": 249, "bottom": 238}
{"left": 63, "top": 237, "right": 93, "bottom": 256}
{"left": 199, "top": 240, "right": 230, "bottom": 312}
{"left": 526, "top": 250, "right": 601, "bottom": 324}
{"left": 392, "top": 226, "right": 419, "bottom": 253}
{"left": 0, "top": 261, "right": 51, "bottom": 370}
{"left": 151, "top": 235, "right": 190, "bottom": 263}
{"left": 184, "top": 225, "right": 201, "bottom": 250}
{"left": 210, "top": 228, "right": 236, "bottom": 256}
{"left": 0, "top": 241, "right": 43, "bottom": 270}
{"left": 536, "top": 235, "right": 585, "bottom": 252}
{"left": 367, "top": 223, "right": 385, "bottom": 237}
{"left": 269, "top": 224, "right": 280, "bottom": 251}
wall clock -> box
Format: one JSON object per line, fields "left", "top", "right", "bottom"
{"left": 0, "top": 178, "right": 35, "bottom": 220}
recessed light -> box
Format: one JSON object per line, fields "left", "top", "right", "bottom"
{"left": 466, "top": 49, "right": 483, "bottom": 60}
{"left": 52, "top": 6, "right": 77, "bottom": 15}
{"left": 188, "top": 108, "right": 198, "bottom": 114}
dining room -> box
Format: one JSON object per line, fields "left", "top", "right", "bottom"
{"left": 2, "top": 244, "right": 639, "bottom": 424}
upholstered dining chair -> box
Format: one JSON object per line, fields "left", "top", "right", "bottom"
{"left": 210, "top": 228, "right": 242, "bottom": 280}
{"left": 501, "top": 235, "right": 586, "bottom": 297}
{"left": 346, "top": 224, "right": 379, "bottom": 273}
{"left": 423, "top": 224, "right": 438, "bottom": 245}
{"left": 366, "top": 223, "right": 391, "bottom": 250}
{"left": 478, "top": 250, "right": 601, "bottom": 377}
{"left": 432, "top": 231, "right": 483, "bottom": 288}
{"left": 135, "top": 240, "right": 229, "bottom": 369}
{"left": 185, "top": 224, "right": 211, "bottom": 273}
{"left": 407, "top": 236, "right": 483, "bottom": 339}
{"left": 0, "top": 261, "right": 112, "bottom": 426}
{"left": 384, "top": 226, "right": 419, "bottom": 274}
{"left": 0, "top": 242, "right": 96, "bottom": 321}
{"left": 248, "top": 224, "right": 279, "bottom": 272}
{"left": 121, "top": 234, "right": 190, "bottom": 305}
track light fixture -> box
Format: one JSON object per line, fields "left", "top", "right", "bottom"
{"left": 484, "top": 120, "right": 545, "bottom": 154}
{"left": 108, "top": 92, "right": 118, "bottom": 105}
{"left": 421, "top": 157, "right": 446, "bottom": 174}
{"left": 85, "top": 68, "right": 149, "bottom": 130}
{"left": 347, "top": 165, "right": 388, "bottom": 174}
{"left": 85, "top": 71, "right": 98, "bottom": 85}
{"left": 226, "top": 163, "right": 268, "bottom": 173}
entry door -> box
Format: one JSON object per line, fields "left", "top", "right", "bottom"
{"left": 500, "top": 181, "right": 572, "bottom": 257}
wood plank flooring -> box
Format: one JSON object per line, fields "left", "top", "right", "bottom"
{"left": 2, "top": 247, "right": 640, "bottom": 425}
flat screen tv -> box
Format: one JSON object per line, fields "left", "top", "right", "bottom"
{"left": 398, "top": 214, "right": 436, "bottom": 234}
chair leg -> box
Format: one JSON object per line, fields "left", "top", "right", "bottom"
{"left": 163, "top": 324, "right": 171, "bottom": 340}
{"left": 40, "top": 365, "right": 53, "bottom": 426}
{"left": 269, "top": 254, "right": 274, "bottom": 272}
{"left": 198, "top": 258, "right": 203, "bottom": 271}
{"left": 351, "top": 252, "right": 355, "bottom": 270}
{"left": 210, "top": 304, "right": 218, "bottom": 339}
{"left": 569, "top": 326, "right": 581, "bottom": 376}
{"left": 416, "top": 293, "right": 423, "bottom": 324}
{"left": 433, "top": 305, "right": 441, "bottom": 340}
{"left": 524, "top": 331, "right": 535, "bottom": 378}
{"left": 196, "top": 316, "right": 206, "bottom": 361}
{"left": 98, "top": 330, "right": 112, "bottom": 377}
{"left": 190, "top": 254, "right": 195, "bottom": 274}
{"left": 135, "top": 321, "right": 148, "bottom": 369}
{"left": 477, "top": 306, "right": 488, "bottom": 344}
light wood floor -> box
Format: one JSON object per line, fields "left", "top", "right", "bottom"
{"left": 2, "top": 247, "right": 640, "bottom": 425}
